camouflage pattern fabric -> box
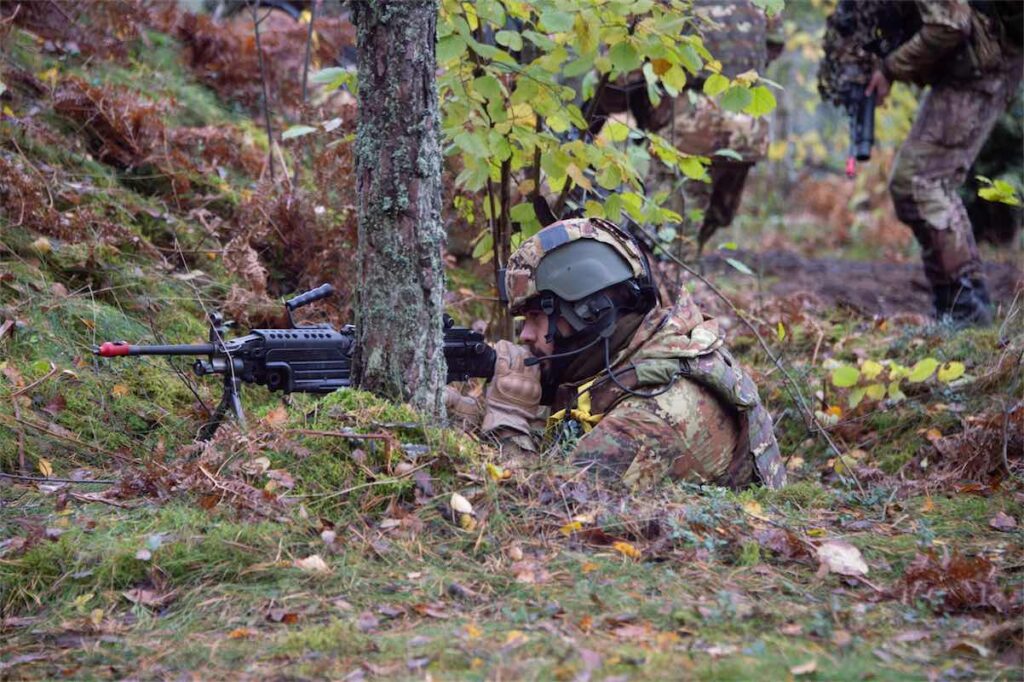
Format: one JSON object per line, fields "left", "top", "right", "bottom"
{"left": 886, "top": 1, "right": 1023, "bottom": 289}
{"left": 889, "top": 57, "right": 1023, "bottom": 289}
{"left": 556, "top": 288, "right": 785, "bottom": 490}
{"left": 504, "top": 218, "right": 647, "bottom": 314}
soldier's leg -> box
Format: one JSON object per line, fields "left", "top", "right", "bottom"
{"left": 889, "top": 68, "right": 1020, "bottom": 322}
{"left": 698, "top": 161, "right": 755, "bottom": 252}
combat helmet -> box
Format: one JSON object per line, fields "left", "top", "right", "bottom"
{"left": 502, "top": 218, "right": 658, "bottom": 343}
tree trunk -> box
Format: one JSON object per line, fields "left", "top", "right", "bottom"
{"left": 352, "top": 0, "right": 446, "bottom": 417}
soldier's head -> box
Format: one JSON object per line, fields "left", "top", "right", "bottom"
{"left": 502, "top": 218, "right": 658, "bottom": 365}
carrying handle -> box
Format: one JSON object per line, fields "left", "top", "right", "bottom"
{"left": 285, "top": 283, "right": 335, "bottom": 311}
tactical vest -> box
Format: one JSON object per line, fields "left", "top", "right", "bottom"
{"left": 552, "top": 331, "right": 786, "bottom": 490}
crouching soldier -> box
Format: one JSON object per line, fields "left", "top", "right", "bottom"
{"left": 448, "top": 218, "right": 785, "bottom": 491}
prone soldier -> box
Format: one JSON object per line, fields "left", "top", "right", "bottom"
{"left": 447, "top": 218, "right": 785, "bottom": 491}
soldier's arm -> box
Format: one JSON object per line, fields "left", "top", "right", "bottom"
{"left": 882, "top": 0, "right": 970, "bottom": 83}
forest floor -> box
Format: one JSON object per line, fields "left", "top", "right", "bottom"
{"left": 2, "top": 6, "right": 1023, "bottom": 681}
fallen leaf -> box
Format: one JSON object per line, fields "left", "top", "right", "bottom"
{"left": 921, "top": 495, "right": 935, "bottom": 513}
{"left": 267, "top": 608, "right": 299, "bottom": 624}
{"left": 450, "top": 492, "right": 474, "bottom": 515}
{"left": 780, "top": 623, "right": 803, "bottom": 636}
{"left": 506, "top": 545, "right": 523, "bottom": 561}
{"left": 228, "top": 627, "right": 255, "bottom": 639}
{"left": 135, "top": 548, "right": 152, "bottom": 561}
{"left": 463, "top": 622, "right": 483, "bottom": 639}
{"left": 241, "top": 456, "right": 271, "bottom": 476}
{"left": 37, "top": 458, "right": 53, "bottom": 478}
{"left": 262, "top": 405, "right": 289, "bottom": 428}
{"left": 293, "top": 554, "right": 331, "bottom": 574}
{"left": 989, "top": 512, "right": 1016, "bottom": 531}
{"left": 110, "top": 383, "right": 130, "bottom": 398}
{"left": 122, "top": 588, "right": 174, "bottom": 608}
{"left": 459, "top": 513, "right": 477, "bottom": 531}
{"left": 790, "top": 660, "right": 817, "bottom": 676}
{"left": 742, "top": 499, "right": 769, "bottom": 521}
{"left": 412, "top": 603, "right": 449, "bottom": 619}
{"left": 560, "top": 521, "right": 583, "bottom": 536}
{"left": 816, "top": 540, "right": 869, "bottom": 577}
{"left": 31, "top": 237, "right": 52, "bottom": 254}
{"left": 89, "top": 608, "right": 104, "bottom": 627}
{"left": 611, "top": 541, "right": 641, "bottom": 560}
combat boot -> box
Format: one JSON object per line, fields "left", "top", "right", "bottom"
{"left": 932, "top": 277, "right": 994, "bottom": 327}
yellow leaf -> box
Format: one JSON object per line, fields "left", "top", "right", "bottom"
{"left": 826, "top": 405, "right": 842, "bottom": 418}
{"left": 742, "top": 500, "right": 769, "bottom": 521}
{"left": 31, "top": 237, "right": 52, "bottom": 254}
{"left": 459, "top": 513, "right": 477, "bottom": 531}
{"left": 72, "top": 592, "right": 94, "bottom": 611}
{"left": 581, "top": 561, "right": 599, "bottom": 573}
{"left": 228, "top": 627, "right": 255, "bottom": 639}
{"left": 37, "top": 458, "right": 53, "bottom": 478}
{"left": 807, "top": 528, "right": 827, "bottom": 537}
{"left": 111, "top": 383, "right": 130, "bottom": 398}
{"left": 611, "top": 541, "right": 641, "bottom": 560}
{"left": 861, "top": 360, "right": 884, "bottom": 380}
{"left": 776, "top": 321, "right": 785, "bottom": 341}
{"left": 293, "top": 554, "right": 331, "bottom": 574}
{"left": 560, "top": 521, "right": 583, "bottom": 536}
{"left": 733, "top": 69, "right": 759, "bottom": 87}
{"left": 486, "top": 462, "right": 509, "bottom": 481}
{"left": 865, "top": 383, "right": 886, "bottom": 400}
{"left": 504, "top": 630, "right": 527, "bottom": 646}
{"left": 937, "top": 361, "right": 965, "bottom": 383}
{"left": 924, "top": 428, "right": 943, "bottom": 443}
{"left": 89, "top": 608, "right": 104, "bottom": 627}
{"left": 2, "top": 106, "right": 14, "bottom": 117}
{"left": 921, "top": 495, "right": 935, "bottom": 513}
{"left": 464, "top": 622, "right": 483, "bottom": 639}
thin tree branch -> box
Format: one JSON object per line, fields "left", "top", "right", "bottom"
{"left": 250, "top": 2, "right": 276, "bottom": 182}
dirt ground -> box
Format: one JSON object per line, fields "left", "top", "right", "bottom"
{"left": 702, "top": 250, "right": 1022, "bottom": 318}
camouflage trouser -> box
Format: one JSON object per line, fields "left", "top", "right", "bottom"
{"left": 889, "top": 60, "right": 1023, "bottom": 289}
{"left": 650, "top": 93, "right": 767, "bottom": 252}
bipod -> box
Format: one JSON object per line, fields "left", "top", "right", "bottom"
{"left": 198, "top": 372, "right": 247, "bottom": 441}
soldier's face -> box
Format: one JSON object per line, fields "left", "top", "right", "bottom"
{"left": 519, "top": 310, "right": 570, "bottom": 358}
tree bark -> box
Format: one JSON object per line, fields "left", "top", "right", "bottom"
{"left": 352, "top": 0, "right": 446, "bottom": 418}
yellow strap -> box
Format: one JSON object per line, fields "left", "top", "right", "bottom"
{"left": 546, "top": 380, "right": 604, "bottom": 434}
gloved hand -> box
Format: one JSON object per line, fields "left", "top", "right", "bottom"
{"left": 445, "top": 386, "right": 482, "bottom": 430}
{"left": 481, "top": 340, "right": 542, "bottom": 436}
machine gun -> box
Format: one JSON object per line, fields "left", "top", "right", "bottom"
{"left": 94, "top": 284, "right": 496, "bottom": 439}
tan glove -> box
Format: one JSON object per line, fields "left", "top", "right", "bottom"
{"left": 445, "top": 386, "right": 483, "bottom": 430}
{"left": 482, "top": 340, "right": 542, "bottom": 437}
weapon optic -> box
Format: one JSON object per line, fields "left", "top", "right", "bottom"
{"left": 94, "top": 284, "right": 495, "bottom": 439}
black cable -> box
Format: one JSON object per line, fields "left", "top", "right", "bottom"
{"left": 601, "top": 336, "right": 679, "bottom": 399}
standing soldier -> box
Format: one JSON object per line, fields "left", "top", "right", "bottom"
{"left": 863, "top": 1, "right": 1023, "bottom": 326}
{"left": 651, "top": 0, "right": 784, "bottom": 256}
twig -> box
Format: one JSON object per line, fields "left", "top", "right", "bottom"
{"left": 11, "top": 362, "right": 58, "bottom": 397}
{"left": 0, "top": 472, "right": 117, "bottom": 485}
{"left": 299, "top": 0, "right": 318, "bottom": 107}
{"left": 250, "top": 2, "right": 276, "bottom": 182}
{"left": 10, "top": 394, "right": 26, "bottom": 474}
{"left": 68, "top": 491, "right": 134, "bottom": 509}
{"left": 0, "top": 413, "right": 139, "bottom": 465}
{"left": 634, "top": 225, "right": 862, "bottom": 492}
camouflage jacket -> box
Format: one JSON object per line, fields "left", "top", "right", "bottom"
{"left": 883, "top": 0, "right": 1006, "bottom": 84}
{"left": 469, "top": 290, "right": 786, "bottom": 491}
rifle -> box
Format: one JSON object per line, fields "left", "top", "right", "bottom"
{"left": 94, "top": 284, "right": 496, "bottom": 439}
{"left": 818, "top": 0, "right": 913, "bottom": 178}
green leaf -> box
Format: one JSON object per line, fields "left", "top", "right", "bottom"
{"left": 937, "top": 361, "right": 965, "bottom": 383}
{"left": 887, "top": 380, "right": 906, "bottom": 402}
{"left": 661, "top": 64, "right": 687, "bottom": 95}
{"left": 865, "top": 383, "right": 886, "bottom": 400}
{"left": 908, "top": 358, "right": 939, "bottom": 383}
{"left": 472, "top": 75, "right": 503, "bottom": 102}
{"left": 522, "top": 30, "right": 556, "bottom": 51}
{"left": 563, "top": 56, "right": 596, "bottom": 78}
{"left": 609, "top": 42, "right": 641, "bottom": 74}
{"left": 604, "top": 120, "right": 630, "bottom": 143}
{"left": 848, "top": 386, "right": 867, "bottom": 408}
{"left": 720, "top": 85, "right": 753, "bottom": 113}
{"left": 539, "top": 9, "right": 573, "bottom": 32}
{"left": 453, "top": 130, "right": 489, "bottom": 159}
{"left": 719, "top": 242, "right": 738, "bottom": 251}
{"left": 703, "top": 73, "right": 729, "bottom": 97}
{"left": 743, "top": 85, "right": 776, "bottom": 117}
{"left": 679, "top": 156, "right": 707, "bottom": 180}
{"left": 713, "top": 148, "right": 743, "bottom": 161}
{"left": 494, "top": 30, "right": 523, "bottom": 52}
{"left": 281, "top": 125, "right": 317, "bottom": 140}
{"left": 472, "top": 231, "right": 493, "bottom": 260}
{"left": 597, "top": 165, "right": 622, "bottom": 189}
{"left": 776, "top": 322, "right": 785, "bottom": 341}
{"left": 752, "top": 0, "right": 785, "bottom": 16}
{"left": 509, "top": 202, "right": 536, "bottom": 224}
{"left": 861, "top": 360, "right": 884, "bottom": 380}
{"left": 678, "top": 44, "right": 702, "bottom": 74}
{"left": 725, "top": 257, "right": 754, "bottom": 276}
{"left": 831, "top": 366, "right": 861, "bottom": 388}
{"left": 310, "top": 67, "right": 347, "bottom": 85}
{"left": 437, "top": 34, "right": 467, "bottom": 62}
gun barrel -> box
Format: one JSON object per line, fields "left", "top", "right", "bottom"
{"left": 95, "top": 341, "right": 216, "bottom": 357}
